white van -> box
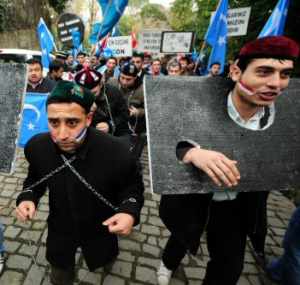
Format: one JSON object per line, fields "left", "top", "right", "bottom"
{"left": 0, "top": 49, "right": 44, "bottom": 63}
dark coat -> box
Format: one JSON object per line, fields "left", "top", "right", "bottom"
{"left": 92, "top": 83, "right": 130, "bottom": 137}
{"left": 16, "top": 128, "right": 144, "bottom": 270}
{"left": 26, "top": 77, "right": 56, "bottom": 93}
{"left": 108, "top": 77, "right": 146, "bottom": 134}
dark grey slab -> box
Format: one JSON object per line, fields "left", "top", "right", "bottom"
{"left": 0, "top": 64, "right": 27, "bottom": 173}
{"left": 144, "top": 76, "right": 300, "bottom": 194}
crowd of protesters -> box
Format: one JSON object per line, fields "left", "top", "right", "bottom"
{"left": 0, "top": 35, "right": 298, "bottom": 285}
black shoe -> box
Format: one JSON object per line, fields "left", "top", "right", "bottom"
{"left": 0, "top": 252, "right": 5, "bottom": 276}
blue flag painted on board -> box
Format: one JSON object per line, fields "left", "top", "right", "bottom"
{"left": 258, "top": 0, "right": 289, "bottom": 38}
{"left": 89, "top": 0, "right": 128, "bottom": 44}
{"left": 37, "top": 18, "right": 55, "bottom": 69}
{"left": 19, "top": 93, "right": 49, "bottom": 147}
{"left": 204, "top": 0, "right": 228, "bottom": 73}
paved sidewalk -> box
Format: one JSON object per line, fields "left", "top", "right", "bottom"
{"left": 0, "top": 148, "right": 294, "bottom": 284}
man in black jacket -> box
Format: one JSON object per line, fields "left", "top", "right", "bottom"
{"left": 16, "top": 81, "right": 144, "bottom": 285}
{"left": 74, "top": 67, "right": 130, "bottom": 139}
{"left": 26, "top": 59, "right": 56, "bottom": 93}
{"left": 108, "top": 63, "right": 147, "bottom": 160}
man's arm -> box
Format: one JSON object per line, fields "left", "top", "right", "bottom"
{"left": 177, "top": 140, "right": 240, "bottom": 188}
{"left": 16, "top": 142, "right": 48, "bottom": 221}
{"left": 103, "top": 157, "right": 144, "bottom": 235}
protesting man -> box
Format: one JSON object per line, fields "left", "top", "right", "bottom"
{"left": 150, "top": 59, "right": 164, "bottom": 76}
{"left": 26, "top": 59, "right": 56, "bottom": 93}
{"left": 74, "top": 67, "right": 130, "bottom": 138}
{"left": 131, "top": 52, "right": 146, "bottom": 85}
{"left": 108, "top": 62, "right": 146, "bottom": 160}
{"left": 167, "top": 59, "right": 182, "bottom": 76}
{"left": 207, "top": 62, "right": 221, "bottom": 77}
{"left": 97, "top": 56, "right": 120, "bottom": 82}
{"left": 16, "top": 81, "right": 144, "bottom": 285}
{"left": 157, "top": 36, "right": 299, "bottom": 285}
{"left": 47, "top": 60, "right": 65, "bottom": 82}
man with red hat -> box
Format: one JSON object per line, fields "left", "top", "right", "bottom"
{"left": 74, "top": 67, "right": 130, "bottom": 139}
{"left": 157, "top": 36, "right": 299, "bottom": 285}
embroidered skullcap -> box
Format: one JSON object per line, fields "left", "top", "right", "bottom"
{"left": 74, "top": 67, "right": 102, "bottom": 89}
{"left": 47, "top": 80, "right": 95, "bottom": 113}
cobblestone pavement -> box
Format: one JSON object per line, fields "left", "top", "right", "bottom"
{"left": 0, "top": 148, "right": 295, "bottom": 285}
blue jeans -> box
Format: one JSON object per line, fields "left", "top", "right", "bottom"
{"left": 0, "top": 222, "right": 4, "bottom": 253}
{"left": 267, "top": 207, "right": 300, "bottom": 285}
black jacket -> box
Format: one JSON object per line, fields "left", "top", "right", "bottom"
{"left": 108, "top": 78, "right": 146, "bottom": 134}
{"left": 26, "top": 77, "right": 56, "bottom": 93}
{"left": 16, "top": 128, "right": 144, "bottom": 270}
{"left": 92, "top": 83, "right": 130, "bottom": 137}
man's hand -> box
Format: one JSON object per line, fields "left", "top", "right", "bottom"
{"left": 102, "top": 213, "right": 135, "bottom": 236}
{"left": 183, "top": 147, "right": 240, "bottom": 187}
{"left": 96, "top": 122, "right": 110, "bottom": 133}
{"left": 129, "top": 106, "right": 139, "bottom": 117}
{"left": 16, "top": 201, "right": 36, "bottom": 222}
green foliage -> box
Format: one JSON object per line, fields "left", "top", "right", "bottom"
{"left": 169, "top": 0, "right": 194, "bottom": 31}
{"left": 119, "top": 15, "right": 137, "bottom": 35}
{"left": 140, "top": 4, "right": 168, "bottom": 22}
{"left": 0, "top": 0, "right": 9, "bottom": 32}
{"left": 169, "top": 0, "right": 299, "bottom": 69}
{"left": 48, "top": 0, "right": 68, "bottom": 13}
{"left": 169, "top": 0, "right": 218, "bottom": 48}
{"left": 129, "top": 0, "right": 149, "bottom": 9}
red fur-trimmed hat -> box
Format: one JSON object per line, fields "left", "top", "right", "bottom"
{"left": 239, "top": 36, "right": 299, "bottom": 60}
{"left": 74, "top": 67, "right": 102, "bottom": 89}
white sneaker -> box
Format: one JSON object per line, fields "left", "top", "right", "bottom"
{"left": 0, "top": 252, "right": 5, "bottom": 276}
{"left": 157, "top": 261, "right": 172, "bottom": 285}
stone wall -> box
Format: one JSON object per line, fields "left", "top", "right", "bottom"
{"left": 0, "top": 29, "right": 39, "bottom": 49}
{"left": 0, "top": 0, "right": 52, "bottom": 49}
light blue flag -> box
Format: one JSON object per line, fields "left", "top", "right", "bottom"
{"left": 258, "top": 0, "right": 290, "bottom": 38}
{"left": 205, "top": 0, "right": 228, "bottom": 73}
{"left": 191, "top": 48, "right": 198, "bottom": 63}
{"left": 112, "top": 24, "right": 121, "bottom": 37}
{"left": 19, "top": 93, "right": 49, "bottom": 147}
{"left": 37, "top": 18, "right": 55, "bottom": 69}
{"left": 97, "top": 0, "right": 109, "bottom": 14}
{"left": 89, "top": 0, "right": 128, "bottom": 44}
{"left": 71, "top": 30, "right": 82, "bottom": 49}
{"left": 71, "top": 29, "right": 82, "bottom": 58}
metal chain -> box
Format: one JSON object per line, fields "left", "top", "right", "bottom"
{"left": 102, "top": 84, "right": 116, "bottom": 135}
{"left": 61, "top": 154, "right": 118, "bottom": 212}
{"left": 15, "top": 154, "right": 118, "bottom": 284}
{"left": 23, "top": 156, "right": 77, "bottom": 192}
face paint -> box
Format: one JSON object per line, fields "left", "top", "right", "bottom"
{"left": 237, "top": 80, "right": 255, "bottom": 96}
{"left": 51, "top": 127, "right": 87, "bottom": 144}
{"left": 74, "top": 127, "right": 87, "bottom": 142}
